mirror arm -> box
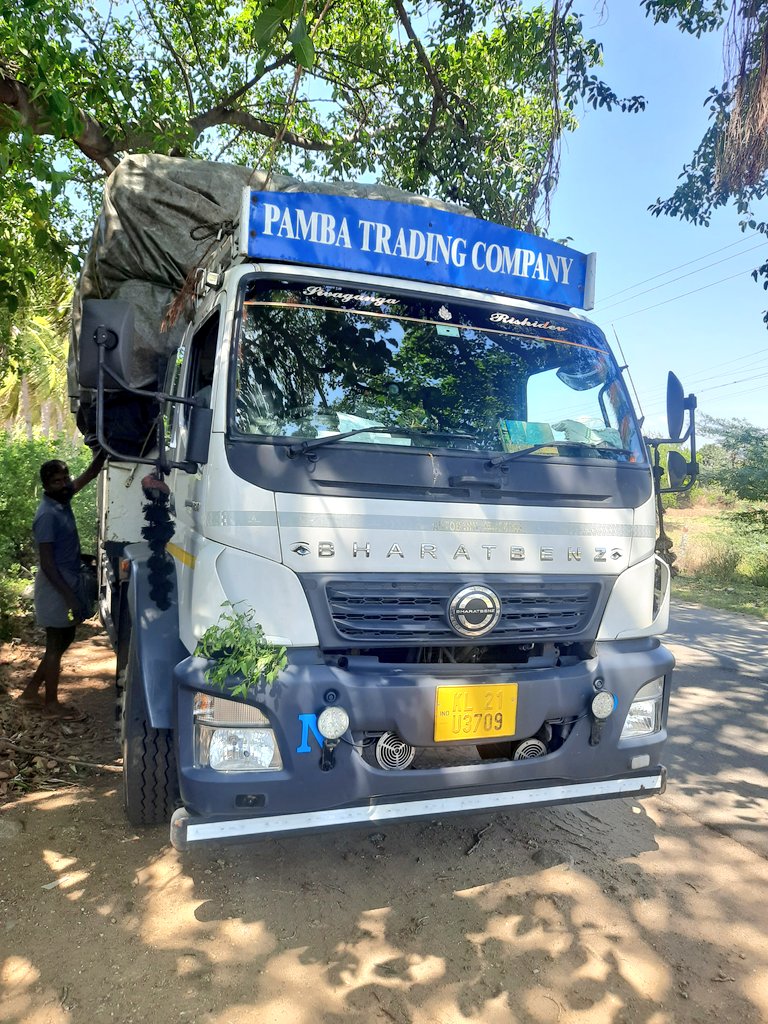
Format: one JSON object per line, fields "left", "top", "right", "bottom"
{"left": 658, "top": 460, "right": 699, "bottom": 494}
{"left": 686, "top": 393, "right": 697, "bottom": 463}
{"left": 96, "top": 357, "right": 198, "bottom": 408}
{"left": 95, "top": 347, "right": 197, "bottom": 473}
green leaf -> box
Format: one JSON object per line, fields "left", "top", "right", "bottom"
{"left": 290, "top": 15, "right": 315, "bottom": 69}
{"left": 251, "top": 5, "right": 290, "bottom": 46}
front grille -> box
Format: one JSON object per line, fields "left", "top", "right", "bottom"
{"left": 325, "top": 579, "right": 601, "bottom": 643}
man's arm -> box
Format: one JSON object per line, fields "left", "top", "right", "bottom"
{"left": 38, "top": 543, "right": 83, "bottom": 618}
{"left": 72, "top": 448, "right": 107, "bottom": 495}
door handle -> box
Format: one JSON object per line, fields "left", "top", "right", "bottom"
{"left": 185, "top": 499, "right": 200, "bottom": 511}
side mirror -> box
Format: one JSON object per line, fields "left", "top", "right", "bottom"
{"left": 666, "top": 450, "right": 688, "bottom": 489}
{"left": 187, "top": 404, "right": 213, "bottom": 466}
{"left": 78, "top": 299, "right": 135, "bottom": 389}
{"left": 666, "top": 372, "right": 685, "bottom": 441}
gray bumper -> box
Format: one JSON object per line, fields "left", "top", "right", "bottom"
{"left": 170, "top": 769, "right": 666, "bottom": 850}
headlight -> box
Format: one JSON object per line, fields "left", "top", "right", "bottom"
{"left": 194, "top": 693, "right": 283, "bottom": 771}
{"left": 621, "top": 678, "right": 664, "bottom": 738}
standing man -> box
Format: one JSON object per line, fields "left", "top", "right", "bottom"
{"left": 18, "top": 449, "right": 106, "bottom": 719}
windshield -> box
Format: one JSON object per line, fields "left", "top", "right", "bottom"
{"left": 232, "top": 280, "right": 645, "bottom": 463}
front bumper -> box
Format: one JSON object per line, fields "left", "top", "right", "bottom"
{"left": 170, "top": 637, "right": 674, "bottom": 849}
{"left": 170, "top": 769, "right": 665, "bottom": 850}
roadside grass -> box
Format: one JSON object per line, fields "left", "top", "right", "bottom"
{"left": 664, "top": 494, "right": 768, "bottom": 620}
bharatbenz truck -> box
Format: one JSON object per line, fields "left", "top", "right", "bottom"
{"left": 71, "top": 155, "right": 697, "bottom": 850}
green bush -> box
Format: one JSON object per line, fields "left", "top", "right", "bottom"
{"left": 692, "top": 483, "right": 737, "bottom": 508}
{"left": 0, "top": 430, "right": 98, "bottom": 636}
{"left": 0, "top": 564, "right": 34, "bottom": 639}
{"left": 682, "top": 541, "right": 742, "bottom": 583}
{"left": 745, "top": 556, "right": 768, "bottom": 589}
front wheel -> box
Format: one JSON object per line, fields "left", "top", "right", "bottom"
{"left": 121, "top": 636, "right": 178, "bottom": 826}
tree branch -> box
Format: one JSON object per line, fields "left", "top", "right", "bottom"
{"left": 0, "top": 74, "right": 119, "bottom": 172}
{"left": 390, "top": 0, "right": 445, "bottom": 100}
{"left": 390, "top": 0, "right": 470, "bottom": 132}
{"left": 188, "top": 106, "right": 332, "bottom": 150}
{"left": 217, "top": 53, "right": 294, "bottom": 108}
{"left": 141, "top": 0, "right": 195, "bottom": 113}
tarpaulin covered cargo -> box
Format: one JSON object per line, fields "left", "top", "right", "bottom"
{"left": 70, "top": 153, "right": 469, "bottom": 401}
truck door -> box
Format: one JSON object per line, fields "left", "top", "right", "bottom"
{"left": 168, "top": 307, "right": 222, "bottom": 644}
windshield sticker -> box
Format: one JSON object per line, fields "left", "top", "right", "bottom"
{"left": 242, "top": 297, "right": 608, "bottom": 354}
{"left": 302, "top": 285, "right": 390, "bottom": 307}
{"left": 488, "top": 312, "right": 567, "bottom": 332}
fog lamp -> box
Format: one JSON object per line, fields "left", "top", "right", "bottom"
{"left": 317, "top": 705, "right": 350, "bottom": 740}
{"left": 589, "top": 689, "right": 617, "bottom": 747}
{"left": 621, "top": 678, "right": 664, "bottom": 738}
{"left": 591, "top": 690, "right": 617, "bottom": 720}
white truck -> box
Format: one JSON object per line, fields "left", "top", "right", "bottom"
{"left": 72, "top": 156, "right": 697, "bottom": 850}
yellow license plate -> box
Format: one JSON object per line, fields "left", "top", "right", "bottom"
{"left": 434, "top": 684, "right": 518, "bottom": 742}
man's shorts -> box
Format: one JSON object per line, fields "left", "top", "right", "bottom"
{"left": 45, "top": 625, "right": 77, "bottom": 656}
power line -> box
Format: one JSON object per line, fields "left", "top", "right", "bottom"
{"left": 668, "top": 357, "right": 768, "bottom": 390}
{"left": 640, "top": 369, "right": 768, "bottom": 415}
{"left": 596, "top": 241, "right": 765, "bottom": 312}
{"left": 604, "top": 332, "right": 768, "bottom": 406}
{"left": 598, "top": 232, "right": 760, "bottom": 303}
{"left": 609, "top": 268, "right": 757, "bottom": 322}
{"left": 697, "top": 369, "right": 768, "bottom": 395}
{"left": 639, "top": 350, "right": 768, "bottom": 403}
{"left": 700, "top": 381, "right": 768, "bottom": 405}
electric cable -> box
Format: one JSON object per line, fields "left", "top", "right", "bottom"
{"left": 596, "top": 241, "right": 765, "bottom": 311}
{"left": 608, "top": 268, "right": 757, "bottom": 322}
{"left": 639, "top": 369, "right": 768, "bottom": 415}
{"left": 598, "top": 231, "right": 760, "bottom": 303}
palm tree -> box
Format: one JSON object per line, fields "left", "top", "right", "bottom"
{"left": 0, "top": 274, "right": 73, "bottom": 437}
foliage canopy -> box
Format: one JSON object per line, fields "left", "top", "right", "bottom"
{"left": 1, "top": 0, "right": 647, "bottom": 317}
{"left": 699, "top": 413, "right": 768, "bottom": 500}
{"left": 644, "top": 2, "right": 768, "bottom": 320}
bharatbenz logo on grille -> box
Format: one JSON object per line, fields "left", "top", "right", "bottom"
{"left": 448, "top": 586, "right": 502, "bottom": 637}
{"left": 243, "top": 191, "right": 595, "bottom": 309}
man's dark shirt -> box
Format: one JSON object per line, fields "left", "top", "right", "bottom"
{"left": 33, "top": 494, "right": 81, "bottom": 628}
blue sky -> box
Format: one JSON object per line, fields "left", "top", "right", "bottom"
{"left": 548, "top": 3, "right": 768, "bottom": 434}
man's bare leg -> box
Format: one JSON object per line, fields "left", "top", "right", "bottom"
{"left": 19, "top": 626, "right": 78, "bottom": 715}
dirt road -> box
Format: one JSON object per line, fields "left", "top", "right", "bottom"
{"left": 1, "top": 613, "right": 767, "bottom": 1024}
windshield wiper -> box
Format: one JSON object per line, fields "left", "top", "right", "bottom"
{"left": 287, "top": 426, "right": 477, "bottom": 458}
{"left": 487, "top": 441, "right": 634, "bottom": 468}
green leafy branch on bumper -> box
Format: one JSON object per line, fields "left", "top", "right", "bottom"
{"left": 194, "top": 602, "right": 287, "bottom": 698}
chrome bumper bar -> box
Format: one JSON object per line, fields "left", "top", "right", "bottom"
{"left": 170, "top": 770, "right": 666, "bottom": 850}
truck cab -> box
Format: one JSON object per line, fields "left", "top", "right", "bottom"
{"left": 77, "top": 184, "right": 696, "bottom": 849}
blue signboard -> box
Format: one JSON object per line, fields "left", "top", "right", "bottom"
{"left": 242, "top": 190, "right": 595, "bottom": 310}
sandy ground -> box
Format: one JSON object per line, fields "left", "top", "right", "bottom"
{"left": 1, "top": 625, "right": 767, "bottom": 1024}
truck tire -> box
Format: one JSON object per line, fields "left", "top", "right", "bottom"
{"left": 122, "top": 637, "right": 179, "bottom": 826}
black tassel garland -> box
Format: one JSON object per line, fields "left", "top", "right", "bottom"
{"left": 140, "top": 475, "right": 175, "bottom": 611}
